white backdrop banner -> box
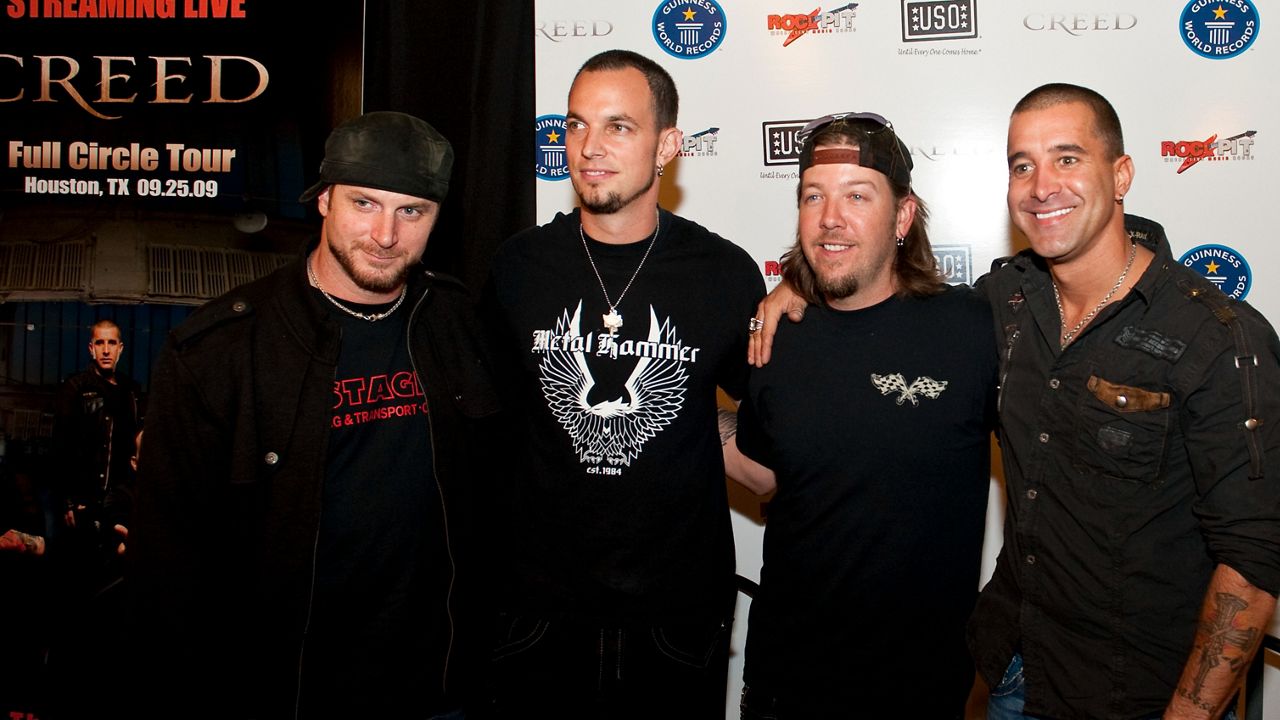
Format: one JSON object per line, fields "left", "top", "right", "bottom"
{"left": 535, "top": 0, "right": 1271, "bottom": 311}
{"left": 532, "top": 0, "right": 1274, "bottom": 710}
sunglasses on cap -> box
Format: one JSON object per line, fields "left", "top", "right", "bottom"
{"left": 795, "top": 111, "right": 896, "bottom": 148}
{"left": 796, "top": 110, "right": 912, "bottom": 187}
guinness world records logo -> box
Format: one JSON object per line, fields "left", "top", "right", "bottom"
{"left": 1180, "top": 0, "right": 1260, "bottom": 59}
{"left": 652, "top": 0, "right": 727, "bottom": 59}
{"left": 535, "top": 114, "right": 569, "bottom": 181}
{"left": 1179, "top": 243, "right": 1252, "bottom": 300}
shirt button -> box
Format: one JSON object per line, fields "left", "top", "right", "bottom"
{"left": 1049, "top": 378, "right": 1060, "bottom": 389}
{"left": 1115, "top": 394, "right": 1128, "bottom": 408}
{"left": 1026, "top": 554, "right": 1037, "bottom": 565}
{"left": 1038, "top": 432, "right": 1050, "bottom": 443}
{"left": 232, "top": 300, "right": 248, "bottom": 313}
{"left": 264, "top": 451, "right": 280, "bottom": 465}
{"left": 1026, "top": 489, "right": 1038, "bottom": 500}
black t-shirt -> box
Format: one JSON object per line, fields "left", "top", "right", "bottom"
{"left": 486, "top": 207, "right": 765, "bottom": 621}
{"left": 302, "top": 293, "right": 451, "bottom": 715}
{"left": 737, "top": 287, "right": 998, "bottom": 713}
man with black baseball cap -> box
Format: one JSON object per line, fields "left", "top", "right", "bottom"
{"left": 130, "top": 111, "right": 501, "bottom": 719}
{"left": 721, "top": 111, "right": 998, "bottom": 717}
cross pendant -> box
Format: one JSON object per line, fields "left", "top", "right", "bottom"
{"left": 602, "top": 308, "right": 623, "bottom": 336}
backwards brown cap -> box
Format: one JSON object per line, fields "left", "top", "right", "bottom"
{"left": 796, "top": 113, "right": 912, "bottom": 188}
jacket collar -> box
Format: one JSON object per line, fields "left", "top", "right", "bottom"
{"left": 1010, "top": 213, "right": 1173, "bottom": 307}
{"left": 270, "top": 239, "right": 436, "bottom": 363}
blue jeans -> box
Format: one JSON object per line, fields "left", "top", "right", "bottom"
{"left": 985, "top": 654, "right": 1028, "bottom": 720}
{"left": 486, "top": 613, "right": 731, "bottom": 718}
{"left": 987, "top": 654, "right": 1239, "bottom": 720}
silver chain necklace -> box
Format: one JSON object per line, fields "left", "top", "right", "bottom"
{"left": 578, "top": 209, "right": 660, "bottom": 336}
{"left": 1052, "top": 240, "right": 1136, "bottom": 349}
{"left": 307, "top": 257, "right": 407, "bottom": 322}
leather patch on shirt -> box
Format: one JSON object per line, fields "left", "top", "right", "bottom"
{"left": 1113, "top": 325, "right": 1186, "bottom": 362}
{"left": 1087, "top": 375, "right": 1171, "bottom": 413}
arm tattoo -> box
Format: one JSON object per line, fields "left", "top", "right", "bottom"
{"left": 0, "top": 529, "right": 43, "bottom": 555}
{"left": 1178, "top": 591, "right": 1260, "bottom": 710}
{"left": 717, "top": 407, "right": 738, "bottom": 447}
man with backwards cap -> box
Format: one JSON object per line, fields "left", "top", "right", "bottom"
{"left": 753, "top": 86, "right": 1280, "bottom": 719}
{"left": 720, "top": 112, "right": 998, "bottom": 718}
{"left": 129, "top": 112, "right": 501, "bottom": 719}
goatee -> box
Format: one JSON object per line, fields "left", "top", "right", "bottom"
{"left": 327, "top": 237, "right": 409, "bottom": 294}
{"left": 818, "top": 272, "right": 859, "bottom": 302}
{"left": 575, "top": 170, "right": 657, "bottom": 215}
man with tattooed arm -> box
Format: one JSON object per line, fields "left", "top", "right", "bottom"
{"left": 751, "top": 84, "right": 1280, "bottom": 719}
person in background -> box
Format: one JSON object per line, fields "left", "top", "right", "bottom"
{"left": 45, "top": 318, "right": 142, "bottom": 719}
{"left": 52, "top": 319, "right": 139, "bottom": 566}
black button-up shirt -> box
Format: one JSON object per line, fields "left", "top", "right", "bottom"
{"left": 968, "top": 215, "right": 1280, "bottom": 719}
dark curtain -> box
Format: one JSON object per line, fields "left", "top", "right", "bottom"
{"left": 363, "top": 1, "right": 536, "bottom": 293}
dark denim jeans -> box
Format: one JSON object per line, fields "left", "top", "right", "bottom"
{"left": 486, "top": 613, "right": 731, "bottom": 719}
{"left": 987, "top": 654, "right": 1240, "bottom": 720}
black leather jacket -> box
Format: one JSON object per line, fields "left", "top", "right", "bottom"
{"left": 53, "top": 364, "right": 143, "bottom": 528}
{"left": 128, "top": 251, "right": 502, "bottom": 718}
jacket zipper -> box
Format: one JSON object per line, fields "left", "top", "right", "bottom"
{"left": 294, "top": 323, "right": 337, "bottom": 720}
{"left": 405, "top": 284, "right": 459, "bottom": 702}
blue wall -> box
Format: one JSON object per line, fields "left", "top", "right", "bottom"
{"left": 2, "top": 302, "right": 194, "bottom": 392}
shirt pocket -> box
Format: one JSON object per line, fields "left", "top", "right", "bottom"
{"left": 1074, "top": 374, "right": 1171, "bottom": 484}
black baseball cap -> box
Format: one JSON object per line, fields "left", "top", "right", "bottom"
{"left": 299, "top": 111, "right": 453, "bottom": 203}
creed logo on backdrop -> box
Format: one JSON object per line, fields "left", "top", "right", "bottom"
{"left": 1022, "top": 11, "right": 1137, "bottom": 35}
{"left": 535, "top": 19, "right": 614, "bottom": 42}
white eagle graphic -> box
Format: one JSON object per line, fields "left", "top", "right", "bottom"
{"left": 870, "top": 373, "right": 948, "bottom": 406}
{"left": 540, "top": 302, "right": 687, "bottom": 467}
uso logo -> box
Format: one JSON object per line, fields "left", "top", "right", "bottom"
{"left": 653, "top": 0, "right": 727, "bottom": 59}
{"left": 1180, "top": 0, "right": 1259, "bottom": 59}
{"left": 903, "top": 0, "right": 977, "bottom": 42}
{"left": 1179, "top": 244, "right": 1252, "bottom": 300}
{"left": 932, "top": 245, "right": 972, "bottom": 285}
{"left": 535, "top": 114, "right": 569, "bottom": 182}
{"left": 762, "top": 120, "right": 808, "bottom": 165}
